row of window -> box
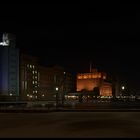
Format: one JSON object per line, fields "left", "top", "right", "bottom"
{"left": 27, "top": 64, "right": 35, "bottom": 69}
{"left": 32, "top": 81, "right": 38, "bottom": 84}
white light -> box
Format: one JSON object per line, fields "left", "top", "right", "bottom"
{"left": 42, "top": 94, "right": 44, "bottom": 97}
{"left": 56, "top": 87, "right": 59, "bottom": 91}
{"left": 27, "top": 94, "right": 29, "bottom": 97}
{"left": 10, "top": 93, "right": 12, "bottom": 96}
{"left": 0, "top": 42, "right": 9, "bottom": 46}
{"left": 122, "top": 86, "right": 125, "bottom": 90}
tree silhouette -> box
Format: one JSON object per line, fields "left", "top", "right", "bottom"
{"left": 93, "top": 87, "right": 100, "bottom": 98}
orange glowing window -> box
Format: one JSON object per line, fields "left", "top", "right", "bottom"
{"left": 98, "top": 73, "right": 101, "bottom": 78}
{"left": 88, "top": 75, "right": 91, "bottom": 78}
{"left": 92, "top": 74, "right": 95, "bottom": 78}
{"left": 83, "top": 75, "right": 88, "bottom": 79}
{"left": 78, "top": 76, "right": 82, "bottom": 79}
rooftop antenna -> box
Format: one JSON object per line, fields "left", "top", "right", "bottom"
{"left": 90, "top": 61, "right": 92, "bottom": 73}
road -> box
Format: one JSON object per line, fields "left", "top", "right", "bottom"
{"left": 0, "top": 112, "right": 140, "bottom": 138}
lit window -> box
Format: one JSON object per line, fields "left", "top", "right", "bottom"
{"left": 103, "top": 76, "right": 106, "bottom": 79}
{"left": 35, "top": 96, "right": 37, "bottom": 99}
{"left": 27, "top": 64, "right": 29, "bottom": 68}
{"left": 32, "top": 71, "right": 35, "bottom": 74}
{"left": 35, "top": 76, "right": 37, "bottom": 79}
{"left": 42, "top": 94, "right": 44, "bottom": 97}
{"left": 38, "top": 72, "right": 40, "bottom": 81}
{"left": 30, "top": 95, "right": 33, "bottom": 98}
{"left": 30, "top": 65, "right": 32, "bottom": 68}
{"left": 27, "top": 94, "right": 29, "bottom": 97}
{"left": 78, "top": 76, "right": 82, "bottom": 79}
{"left": 83, "top": 75, "right": 87, "bottom": 79}
{"left": 88, "top": 75, "right": 91, "bottom": 78}
{"left": 35, "top": 81, "right": 37, "bottom": 84}
{"left": 33, "top": 65, "right": 35, "bottom": 69}
{"left": 35, "top": 70, "right": 37, "bottom": 74}
{"left": 35, "top": 91, "right": 37, "bottom": 93}
{"left": 33, "top": 81, "right": 35, "bottom": 84}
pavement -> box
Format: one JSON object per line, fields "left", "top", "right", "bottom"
{"left": 0, "top": 112, "right": 140, "bottom": 138}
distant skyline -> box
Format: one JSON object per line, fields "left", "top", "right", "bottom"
{"left": 0, "top": 4, "right": 140, "bottom": 90}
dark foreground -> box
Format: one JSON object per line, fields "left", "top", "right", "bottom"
{"left": 0, "top": 112, "right": 140, "bottom": 138}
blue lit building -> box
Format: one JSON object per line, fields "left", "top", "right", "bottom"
{"left": 0, "top": 33, "right": 19, "bottom": 97}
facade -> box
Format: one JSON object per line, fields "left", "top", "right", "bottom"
{"left": 0, "top": 33, "right": 19, "bottom": 100}
{"left": 38, "top": 65, "right": 75, "bottom": 101}
{"left": 77, "top": 68, "right": 112, "bottom": 96}
{"left": 20, "top": 54, "right": 75, "bottom": 101}
{"left": 20, "top": 54, "right": 40, "bottom": 101}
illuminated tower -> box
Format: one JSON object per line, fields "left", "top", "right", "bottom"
{"left": 0, "top": 33, "right": 19, "bottom": 98}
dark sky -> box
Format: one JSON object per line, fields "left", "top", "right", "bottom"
{"left": 0, "top": 4, "right": 140, "bottom": 90}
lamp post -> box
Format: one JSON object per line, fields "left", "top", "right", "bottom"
{"left": 62, "top": 72, "right": 66, "bottom": 106}
{"left": 55, "top": 87, "right": 59, "bottom": 109}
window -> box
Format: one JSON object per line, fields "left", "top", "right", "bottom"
{"left": 27, "top": 64, "right": 29, "bottom": 68}
{"left": 38, "top": 72, "right": 40, "bottom": 81}
{"left": 33, "top": 81, "right": 35, "bottom": 84}
{"left": 32, "top": 71, "right": 35, "bottom": 74}
{"left": 30, "top": 65, "right": 32, "bottom": 68}
{"left": 33, "top": 65, "right": 35, "bottom": 69}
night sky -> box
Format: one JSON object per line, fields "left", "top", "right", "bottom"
{"left": 0, "top": 4, "right": 140, "bottom": 91}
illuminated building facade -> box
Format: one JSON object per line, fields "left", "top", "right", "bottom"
{"left": 20, "top": 54, "right": 40, "bottom": 101}
{"left": 77, "top": 68, "right": 112, "bottom": 96}
{"left": 0, "top": 33, "right": 19, "bottom": 99}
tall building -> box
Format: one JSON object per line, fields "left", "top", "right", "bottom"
{"left": 77, "top": 68, "right": 112, "bottom": 96}
{"left": 20, "top": 54, "right": 40, "bottom": 101}
{"left": 0, "top": 33, "right": 19, "bottom": 99}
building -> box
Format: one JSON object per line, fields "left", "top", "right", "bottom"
{"left": 0, "top": 33, "right": 19, "bottom": 100}
{"left": 38, "top": 65, "right": 75, "bottom": 101}
{"left": 20, "top": 54, "right": 40, "bottom": 101}
{"left": 77, "top": 68, "right": 112, "bottom": 96}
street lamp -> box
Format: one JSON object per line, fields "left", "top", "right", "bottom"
{"left": 55, "top": 87, "right": 59, "bottom": 108}
{"left": 56, "top": 87, "right": 59, "bottom": 91}
{"left": 62, "top": 71, "right": 66, "bottom": 106}
{"left": 121, "top": 86, "right": 125, "bottom": 90}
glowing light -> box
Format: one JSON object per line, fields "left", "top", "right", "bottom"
{"left": 9, "top": 93, "right": 12, "bottom": 96}
{"left": 30, "top": 95, "right": 33, "bottom": 98}
{"left": 56, "top": 87, "right": 59, "bottom": 91}
{"left": 0, "top": 42, "right": 9, "bottom": 46}
{"left": 122, "top": 86, "right": 125, "bottom": 90}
